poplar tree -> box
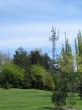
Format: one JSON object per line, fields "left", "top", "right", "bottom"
{"left": 75, "top": 31, "right": 82, "bottom": 72}
{"left": 60, "top": 37, "right": 73, "bottom": 72}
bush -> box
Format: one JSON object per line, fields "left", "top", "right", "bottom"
{"left": 27, "top": 64, "right": 55, "bottom": 90}
{"left": 0, "top": 62, "right": 25, "bottom": 88}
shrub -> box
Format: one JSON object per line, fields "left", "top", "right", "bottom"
{"left": 0, "top": 62, "right": 25, "bottom": 88}
{"left": 28, "top": 64, "right": 55, "bottom": 90}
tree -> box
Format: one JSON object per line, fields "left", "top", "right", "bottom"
{"left": 52, "top": 72, "right": 68, "bottom": 109}
{"left": 42, "top": 53, "right": 51, "bottom": 70}
{"left": 24, "top": 64, "right": 55, "bottom": 90}
{"left": 75, "top": 38, "right": 78, "bottom": 71}
{"left": 59, "top": 37, "right": 74, "bottom": 72}
{"left": 29, "top": 50, "right": 51, "bottom": 70}
{"left": 13, "top": 47, "right": 30, "bottom": 70}
{"left": 0, "top": 62, "right": 25, "bottom": 88}
{"left": 75, "top": 31, "right": 82, "bottom": 72}
{"left": 29, "top": 49, "right": 43, "bottom": 65}
{"left": 0, "top": 52, "right": 9, "bottom": 68}
{"left": 74, "top": 32, "right": 82, "bottom": 99}
{"left": 52, "top": 36, "right": 77, "bottom": 109}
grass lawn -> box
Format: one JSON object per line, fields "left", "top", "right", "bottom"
{"left": 0, "top": 89, "right": 82, "bottom": 110}
{"left": 0, "top": 89, "right": 54, "bottom": 110}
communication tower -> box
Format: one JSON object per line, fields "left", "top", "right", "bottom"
{"left": 49, "top": 27, "right": 59, "bottom": 61}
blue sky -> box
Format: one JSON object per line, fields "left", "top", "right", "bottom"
{"left": 0, "top": 0, "right": 82, "bottom": 57}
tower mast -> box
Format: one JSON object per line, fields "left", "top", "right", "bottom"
{"left": 49, "top": 27, "right": 59, "bottom": 61}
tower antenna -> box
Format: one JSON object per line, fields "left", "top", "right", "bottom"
{"left": 49, "top": 27, "right": 59, "bottom": 61}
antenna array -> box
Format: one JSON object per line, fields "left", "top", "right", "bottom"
{"left": 49, "top": 27, "right": 59, "bottom": 61}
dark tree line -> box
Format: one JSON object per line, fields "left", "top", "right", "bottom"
{"left": 0, "top": 47, "right": 55, "bottom": 90}
{"left": 13, "top": 47, "right": 51, "bottom": 70}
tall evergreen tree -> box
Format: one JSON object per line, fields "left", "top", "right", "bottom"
{"left": 13, "top": 47, "right": 30, "bottom": 70}
{"left": 75, "top": 38, "right": 78, "bottom": 71}
{"left": 60, "top": 36, "right": 73, "bottom": 72}
{"left": 29, "top": 50, "right": 42, "bottom": 65}
{"left": 75, "top": 31, "right": 82, "bottom": 72}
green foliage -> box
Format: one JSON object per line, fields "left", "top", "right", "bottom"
{"left": 2, "top": 63, "right": 24, "bottom": 79}
{"left": 30, "top": 50, "right": 42, "bottom": 65}
{"left": 27, "top": 64, "right": 55, "bottom": 90}
{"left": 52, "top": 73, "right": 68, "bottom": 108}
{"left": 13, "top": 48, "right": 51, "bottom": 72}
{"left": 51, "top": 33, "right": 82, "bottom": 109}
{"left": 30, "top": 50, "right": 51, "bottom": 70}
{"left": 59, "top": 37, "right": 73, "bottom": 73}
{"left": 52, "top": 72, "right": 79, "bottom": 108}
{"left": 0, "top": 62, "right": 25, "bottom": 88}
{"left": 41, "top": 52, "right": 51, "bottom": 70}
{"left": 75, "top": 31, "right": 82, "bottom": 72}
{"left": 77, "top": 72, "right": 82, "bottom": 99}
{"left": 77, "top": 31, "right": 82, "bottom": 56}
{"left": 78, "top": 82, "right": 82, "bottom": 99}
{"left": 0, "top": 48, "right": 54, "bottom": 90}
{"left": 13, "top": 47, "right": 30, "bottom": 70}
{"left": 0, "top": 52, "right": 8, "bottom": 68}
{"left": 52, "top": 90, "right": 67, "bottom": 108}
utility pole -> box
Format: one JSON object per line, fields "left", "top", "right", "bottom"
{"left": 49, "top": 27, "right": 59, "bottom": 61}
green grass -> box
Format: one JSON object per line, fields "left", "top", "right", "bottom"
{"left": 0, "top": 89, "right": 82, "bottom": 110}
{"left": 0, "top": 89, "right": 54, "bottom": 110}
